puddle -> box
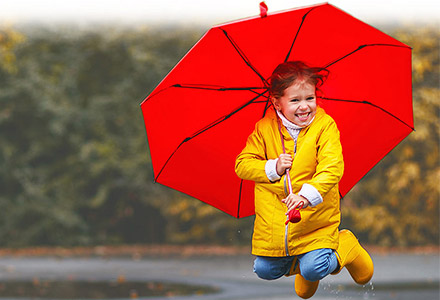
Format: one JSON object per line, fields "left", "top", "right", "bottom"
{"left": 321, "top": 280, "right": 440, "bottom": 300}
{"left": 344, "top": 280, "right": 439, "bottom": 292}
{"left": 0, "top": 280, "right": 219, "bottom": 299}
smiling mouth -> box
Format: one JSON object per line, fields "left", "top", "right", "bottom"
{"left": 296, "top": 112, "right": 311, "bottom": 119}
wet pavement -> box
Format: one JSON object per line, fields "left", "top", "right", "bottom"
{"left": 0, "top": 252, "right": 438, "bottom": 300}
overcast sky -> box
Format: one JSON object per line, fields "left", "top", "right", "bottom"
{"left": 1, "top": 0, "right": 439, "bottom": 26}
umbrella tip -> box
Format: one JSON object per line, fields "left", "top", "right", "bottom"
{"left": 259, "top": 1, "right": 268, "bottom": 18}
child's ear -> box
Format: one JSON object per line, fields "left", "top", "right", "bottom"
{"left": 272, "top": 98, "right": 281, "bottom": 111}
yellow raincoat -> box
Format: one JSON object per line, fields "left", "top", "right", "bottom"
{"left": 235, "top": 106, "right": 344, "bottom": 257}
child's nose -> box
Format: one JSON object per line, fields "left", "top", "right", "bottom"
{"left": 299, "top": 101, "right": 308, "bottom": 109}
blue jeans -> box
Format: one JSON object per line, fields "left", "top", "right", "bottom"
{"left": 253, "top": 248, "right": 338, "bottom": 282}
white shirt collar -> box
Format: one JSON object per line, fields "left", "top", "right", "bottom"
{"left": 276, "top": 110, "right": 315, "bottom": 130}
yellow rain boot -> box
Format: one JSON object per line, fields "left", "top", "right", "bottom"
{"left": 285, "top": 257, "right": 300, "bottom": 277}
{"left": 295, "top": 274, "right": 319, "bottom": 299}
{"left": 284, "top": 257, "right": 318, "bottom": 298}
{"left": 332, "top": 229, "right": 374, "bottom": 285}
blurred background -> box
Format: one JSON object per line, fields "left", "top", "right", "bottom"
{"left": 0, "top": 0, "right": 438, "bottom": 250}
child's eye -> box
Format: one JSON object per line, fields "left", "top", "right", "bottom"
{"left": 306, "top": 97, "right": 315, "bottom": 101}
{"left": 290, "top": 98, "right": 299, "bottom": 102}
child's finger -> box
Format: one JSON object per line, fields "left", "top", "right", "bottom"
{"left": 279, "top": 154, "right": 292, "bottom": 160}
{"left": 285, "top": 206, "right": 295, "bottom": 215}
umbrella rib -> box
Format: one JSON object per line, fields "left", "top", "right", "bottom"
{"left": 321, "top": 97, "right": 415, "bottom": 131}
{"left": 284, "top": 6, "right": 317, "bottom": 62}
{"left": 186, "top": 90, "right": 269, "bottom": 138}
{"left": 186, "top": 92, "right": 268, "bottom": 139}
{"left": 155, "top": 91, "right": 269, "bottom": 182}
{"left": 262, "top": 99, "right": 273, "bottom": 118}
{"left": 219, "top": 28, "right": 269, "bottom": 86}
{"left": 143, "top": 84, "right": 267, "bottom": 104}
{"left": 237, "top": 179, "right": 245, "bottom": 218}
{"left": 171, "top": 84, "right": 270, "bottom": 99}
{"left": 171, "top": 84, "right": 266, "bottom": 92}
{"left": 324, "top": 43, "right": 411, "bottom": 69}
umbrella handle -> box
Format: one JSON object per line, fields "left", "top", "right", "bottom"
{"left": 285, "top": 169, "right": 293, "bottom": 195}
{"left": 277, "top": 113, "right": 301, "bottom": 225}
{"left": 285, "top": 201, "right": 305, "bottom": 224}
{"left": 277, "top": 116, "right": 294, "bottom": 195}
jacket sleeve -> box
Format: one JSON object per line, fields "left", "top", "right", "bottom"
{"left": 308, "top": 119, "right": 344, "bottom": 197}
{"left": 235, "top": 123, "right": 271, "bottom": 183}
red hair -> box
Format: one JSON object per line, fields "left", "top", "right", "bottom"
{"left": 269, "top": 61, "right": 329, "bottom": 99}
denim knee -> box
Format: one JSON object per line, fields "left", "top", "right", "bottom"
{"left": 253, "top": 256, "right": 292, "bottom": 280}
{"left": 299, "top": 249, "right": 338, "bottom": 282}
{"left": 300, "top": 261, "right": 328, "bottom": 281}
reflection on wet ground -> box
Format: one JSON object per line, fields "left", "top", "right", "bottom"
{"left": 320, "top": 280, "right": 440, "bottom": 300}
{"left": 0, "top": 279, "right": 439, "bottom": 299}
{"left": 0, "top": 280, "right": 218, "bottom": 299}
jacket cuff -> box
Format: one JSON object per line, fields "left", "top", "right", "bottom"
{"left": 298, "top": 183, "right": 323, "bottom": 207}
{"left": 265, "top": 159, "right": 281, "bottom": 182}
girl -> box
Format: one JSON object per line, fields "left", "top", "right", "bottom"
{"left": 235, "top": 61, "right": 373, "bottom": 299}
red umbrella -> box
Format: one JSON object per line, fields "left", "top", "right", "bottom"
{"left": 140, "top": 3, "right": 413, "bottom": 218}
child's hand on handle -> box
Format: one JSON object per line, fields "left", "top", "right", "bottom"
{"left": 282, "top": 194, "right": 310, "bottom": 224}
{"left": 282, "top": 193, "right": 309, "bottom": 212}
{"left": 276, "top": 153, "right": 293, "bottom": 176}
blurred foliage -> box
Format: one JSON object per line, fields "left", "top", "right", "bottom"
{"left": 0, "top": 23, "right": 438, "bottom": 247}
{"left": 0, "top": 27, "right": 25, "bottom": 73}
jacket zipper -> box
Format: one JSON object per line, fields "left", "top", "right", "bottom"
{"left": 284, "top": 215, "right": 290, "bottom": 256}
{"left": 284, "top": 138, "right": 297, "bottom": 257}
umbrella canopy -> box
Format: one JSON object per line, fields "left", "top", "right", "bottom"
{"left": 140, "top": 3, "right": 413, "bottom": 218}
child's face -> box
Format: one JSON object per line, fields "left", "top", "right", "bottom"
{"left": 273, "top": 80, "right": 317, "bottom": 127}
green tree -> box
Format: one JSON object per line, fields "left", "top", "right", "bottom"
{"left": 0, "top": 25, "right": 203, "bottom": 246}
